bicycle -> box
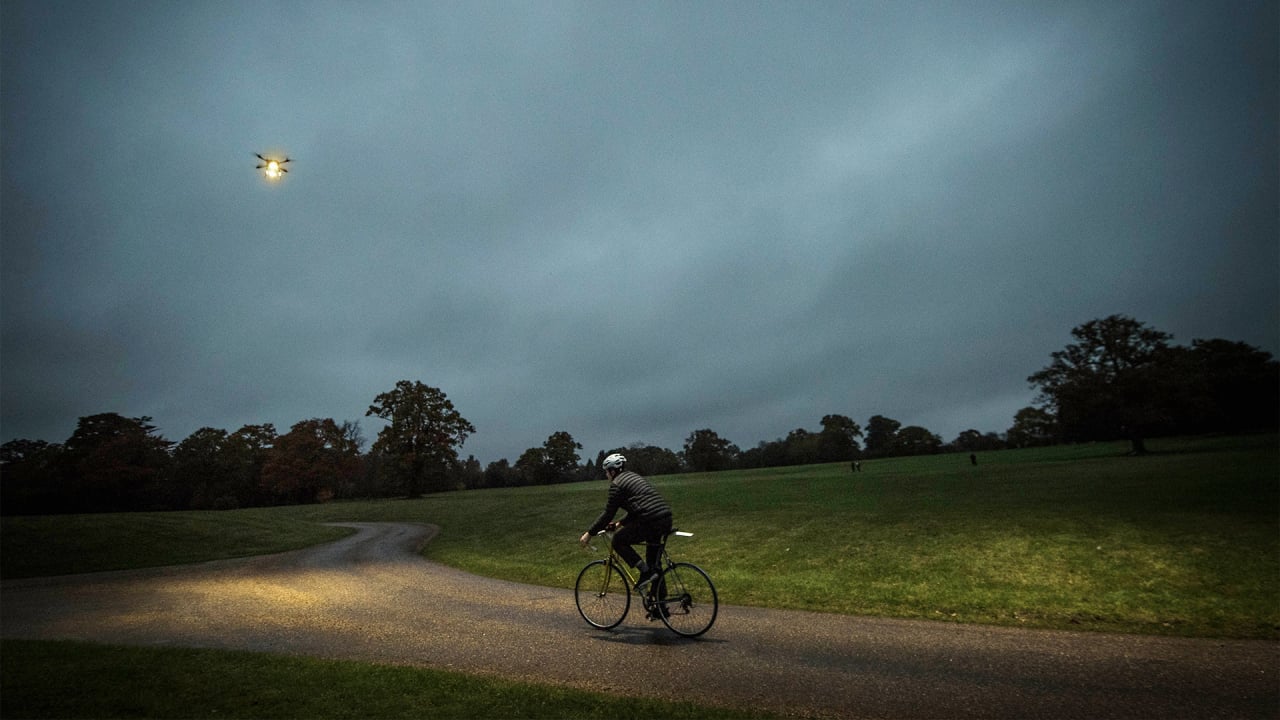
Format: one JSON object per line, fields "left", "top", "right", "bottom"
{"left": 574, "top": 526, "right": 718, "bottom": 638}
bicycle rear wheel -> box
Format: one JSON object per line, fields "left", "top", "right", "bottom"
{"left": 655, "top": 562, "right": 718, "bottom": 637}
{"left": 574, "top": 559, "right": 630, "bottom": 629}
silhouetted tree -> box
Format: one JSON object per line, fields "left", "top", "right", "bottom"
{"left": 226, "top": 424, "right": 276, "bottom": 507}
{"left": 0, "top": 439, "right": 66, "bottom": 514}
{"left": 1173, "top": 339, "right": 1280, "bottom": 433}
{"left": 366, "top": 380, "right": 475, "bottom": 497}
{"left": 818, "top": 414, "right": 863, "bottom": 461}
{"left": 260, "top": 418, "right": 360, "bottom": 504}
{"left": 1005, "top": 407, "right": 1057, "bottom": 448}
{"left": 682, "top": 428, "right": 738, "bottom": 472}
{"left": 950, "top": 429, "right": 1005, "bottom": 453}
{"left": 1029, "top": 315, "right": 1178, "bottom": 454}
{"left": 484, "top": 458, "right": 517, "bottom": 488}
{"left": 515, "top": 431, "right": 583, "bottom": 485}
{"left": 172, "top": 427, "right": 236, "bottom": 510}
{"left": 863, "top": 415, "right": 901, "bottom": 458}
{"left": 897, "top": 425, "right": 943, "bottom": 455}
{"left": 62, "top": 413, "right": 173, "bottom": 512}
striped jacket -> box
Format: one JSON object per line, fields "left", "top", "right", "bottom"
{"left": 586, "top": 470, "right": 672, "bottom": 535}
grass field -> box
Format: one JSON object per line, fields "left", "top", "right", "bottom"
{"left": 0, "top": 639, "right": 775, "bottom": 720}
{"left": 4, "top": 434, "right": 1276, "bottom": 639}
{"left": 2, "top": 434, "right": 1276, "bottom": 718}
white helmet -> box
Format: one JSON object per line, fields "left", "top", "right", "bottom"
{"left": 602, "top": 453, "right": 626, "bottom": 472}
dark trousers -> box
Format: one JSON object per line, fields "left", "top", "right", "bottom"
{"left": 612, "top": 515, "right": 673, "bottom": 570}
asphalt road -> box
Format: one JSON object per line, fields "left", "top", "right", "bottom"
{"left": 2, "top": 522, "right": 1275, "bottom": 719}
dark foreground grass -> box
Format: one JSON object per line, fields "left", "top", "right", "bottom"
{"left": 0, "top": 639, "right": 773, "bottom": 719}
{"left": 3, "top": 434, "right": 1276, "bottom": 639}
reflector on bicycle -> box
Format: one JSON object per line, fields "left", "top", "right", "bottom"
{"left": 675, "top": 531, "right": 693, "bottom": 537}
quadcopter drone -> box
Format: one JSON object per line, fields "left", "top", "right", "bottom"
{"left": 255, "top": 153, "right": 291, "bottom": 179}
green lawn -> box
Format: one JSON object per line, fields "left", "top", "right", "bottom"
{"left": 3, "top": 434, "right": 1275, "bottom": 718}
{"left": 0, "top": 639, "right": 775, "bottom": 720}
{"left": 5, "top": 434, "right": 1276, "bottom": 638}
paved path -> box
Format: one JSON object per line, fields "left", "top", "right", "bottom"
{"left": 2, "top": 522, "right": 1276, "bottom": 718}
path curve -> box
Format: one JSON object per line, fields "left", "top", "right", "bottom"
{"left": 2, "top": 522, "right": 1275, "bottom": 718}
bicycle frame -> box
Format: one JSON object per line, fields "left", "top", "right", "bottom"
{"left": 592, "top": 530, "right": 690, "bottom": 612}
{"left": 577, "top": 528, "right": 718, "bottom": 637}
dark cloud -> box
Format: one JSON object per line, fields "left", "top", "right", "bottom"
{"left": 3, "top": 0, "right": 1276, "bottom": 464}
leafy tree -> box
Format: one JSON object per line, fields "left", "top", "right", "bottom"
{"left": 606, "top": 443, "right": 683, "bottom": 477}
{"left": 1005, "top": 407, "right": 1057, "bottom": 448}
{"left": 863, "top": 415, "right": 901, "bottom": 458}
{"left": 260, "top": 418, "right": 360, "bottom": 504}
{"left": 514, "top": 447, "right": 548, "bottom": 485}
{"left": 897, "top": 425, "right": 943, "bottom": 455}
{"left": 542, "top": 431, "right": 583, "bottom": 481}
{"left": 950, "top": 429, "right": 1005, "bottom": 453}
{"left": 225, "top": 424, "right": 276, "bottom": 507}
{"left": 784, "top": 428, "right": 820, "bottom": 465}
{"left": 515, "top": 431, "right": 583, "bottom": 485}
{"left": 1176, "top": 339, "right": 1280, "bottom": 433}
{"left": 62, "top": 413, "right": 173, "bottom": 512}
{"left": 736, "top": 437, "right": 787, "bottom": 469}
{"left": 456, "top": 455, "right": 484, "bottom": 490}
{"left": 172, "top": 427, "right": 236, "bottom": 510}
{"left": 0, "top": 439, "right": 66, "bottom": 514}
{"left": 682, "top": 428, "right": 738, "bottom": 472}
{"left": 483, "top": 458, "right": 517, "bottom": 488}
{"left": 1028, "top": 315, "right": 1176, "bottom": 454}
{"left": 818, "top": 414, "right": 863, "bottom": 461}
{"left": 366, "top": 381, "right": 476, "bottom": 497}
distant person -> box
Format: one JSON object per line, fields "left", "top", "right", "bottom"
{"left": 970, "top": 453, "right": 978, "bottom": 466}
{"left": 579, "top": 453, "right": 673, "bottom": 590}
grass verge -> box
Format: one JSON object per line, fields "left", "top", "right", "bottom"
{"left": 0, "top": 639, "right": 774, "bottom": 719}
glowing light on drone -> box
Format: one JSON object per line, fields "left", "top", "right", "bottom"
{"left": 255, "top": 153, "right": 291, "bottom": 180}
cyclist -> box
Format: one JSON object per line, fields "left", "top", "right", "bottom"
{"left": 578, "top": 453, "right": 673, "bottom": 590}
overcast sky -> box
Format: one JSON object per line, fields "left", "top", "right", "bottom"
{"left": 2, "top": 0, "right": 1276, "bottom": 466}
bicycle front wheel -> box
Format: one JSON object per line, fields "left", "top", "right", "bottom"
{"left": 656, "top": 562, "right": 718, "bottom": 637}
{"left": 574, "top": 559, "right": 630, "bottom": 629}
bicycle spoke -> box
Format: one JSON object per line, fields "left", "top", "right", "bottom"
{"left": 574, "top": 560, "right": 630, "bottom": 630}
{"left": 656, "top": 562, "right": 718, "bottom": 637}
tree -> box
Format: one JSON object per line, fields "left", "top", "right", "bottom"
{"left": 784, "top": 428, "right": 820, "bottom": 465}
{"left": 172, "top": 427, "right": 235, "bottom": 510}
{"left": 225, "top": 424, "right": 276, "bottom": 507}
{"left": 1028, "top": 315, "right": 1175, "bottom": 454}
{"left": 611, "top": 443, "right": 683, "bottom": 477}
{"left": 542, "top": 431, "right": 583, "bottom": 482}
{"left": 63, "top": 413, "right": 173, "bottom": 512}
{"left": 818, "top": 414, "right": 863, "bottom": 462}
{"left": 682, "top": 429, "right": 738, "bottom": 472}
{"left": 366, "top": 381, "right": 476, "bottom": 497}
{"left": 484, "top": 458, "right": 517, "bottom": 488}
{"left": 516, "top": 431, "right": 583, "bottom": 485}
{"left": 1176, "top": 339, "right": 1280, "bottom": 433}
{"left": 950, "top": 429, "right": 1005, "bottom": 453}
{"left": 1, "top": 439, "right": 66, "bottom": 514}
{"left": 514, "top": 447, "right": 547, "bottom": 485}
{"left": 260, "top": 419, "right": 360, "bottom": 504}
{"left": 863, "top": 415, "right": 901, "bottom": 458}
{"left": 1005, "top": 407, "right": 1057, "bottom": 448}
{"left": 897, "top": 426, "right": 943, "bottom": 455}
{"left": 456, "top": 455, "right": 483, "bottom": 490}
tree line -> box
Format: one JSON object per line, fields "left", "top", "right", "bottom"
{"left": 2, "top": 316, "right": 1275, "bottom": 515}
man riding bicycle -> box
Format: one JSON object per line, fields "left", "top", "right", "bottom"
{"left": 578, "top": 453, "right": 673, "bottom": 590}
